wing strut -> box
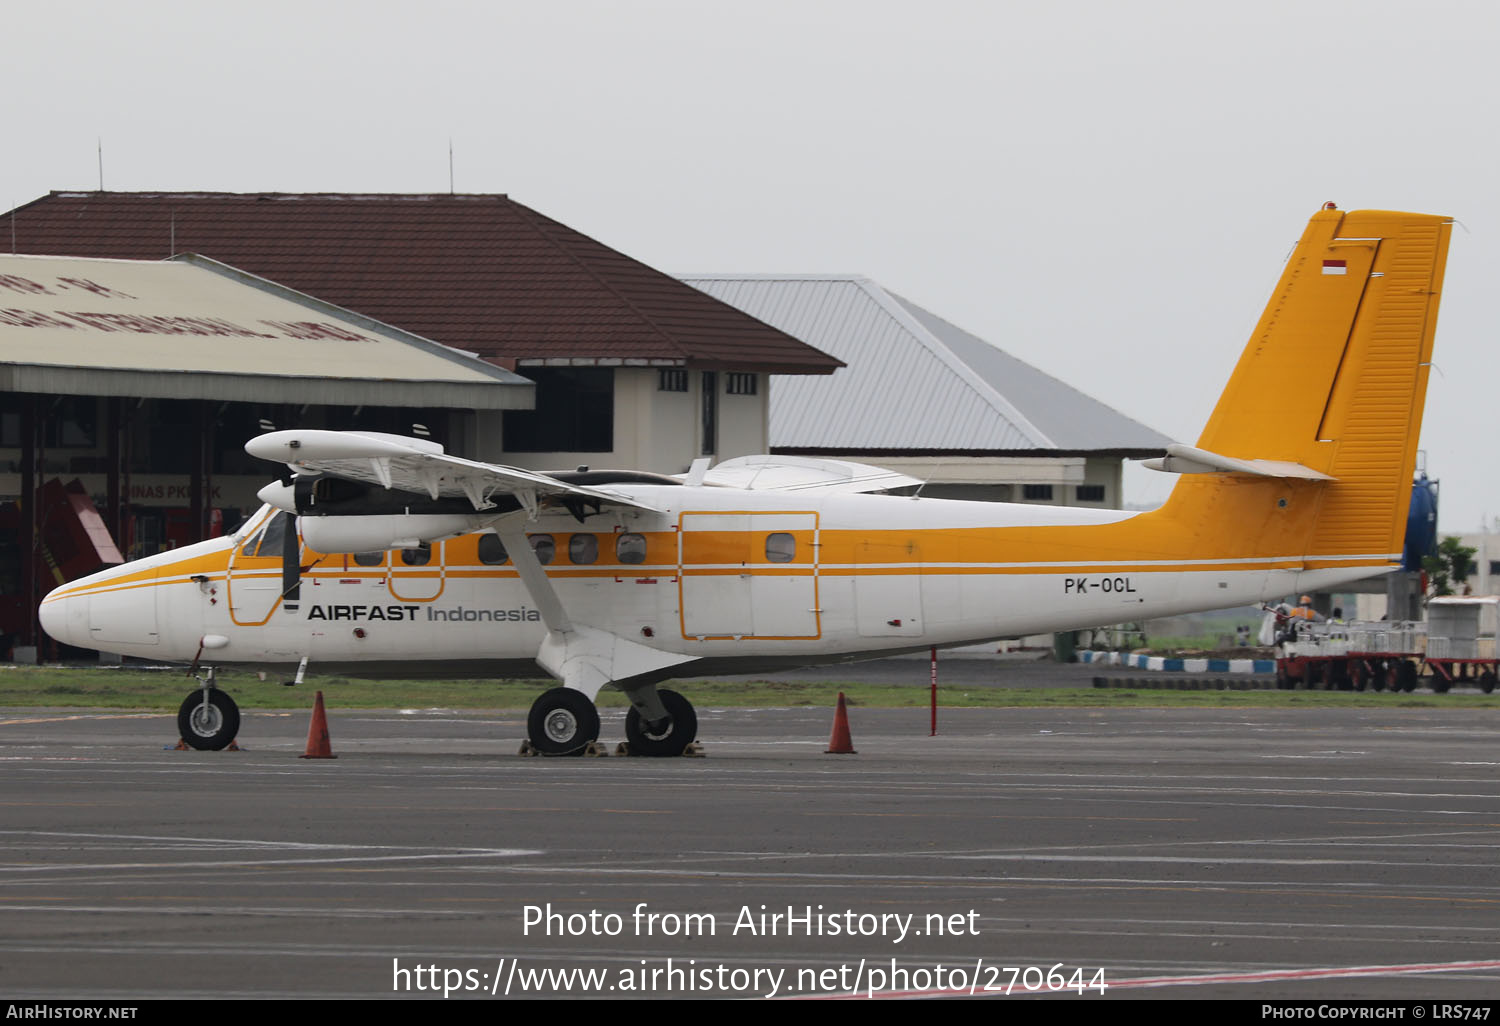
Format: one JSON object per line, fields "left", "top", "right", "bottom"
{"left": 493, "top": 514, "right": 698, "bottom": 700}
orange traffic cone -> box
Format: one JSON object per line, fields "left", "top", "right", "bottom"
{"left": 300, "top": 690, "right": 337, "bottom": 759}
{"left": 825, "top": 691, "right": 857, "bottom": 754}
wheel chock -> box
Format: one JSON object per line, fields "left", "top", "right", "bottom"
{"left": 582, "top": 741, "right": 610, "bottom": 757}
{"left": 225, "top": 740, "right": 243, "bottom": 751}
{"left": 613, "top": 741, "right": 704, "bottom": 757}
{"left": 170, "top": 738, "right": 192, "bottom": 751}
{"left": 519, "top": 740, "right": 540, "bottom": 757}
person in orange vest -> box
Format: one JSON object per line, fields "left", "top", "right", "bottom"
{"left": 1287, "top": 595, "right": 1321, "bottom": 635}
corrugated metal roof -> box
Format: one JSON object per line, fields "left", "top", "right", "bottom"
{"left": 679, "top": 275, "right": 1171, "bottom": 455}
{"left": 5, "top": 192, "right": 843, "bottom": 375}
{"left": 0, "top": 253, "right": 533, "bottom": 408}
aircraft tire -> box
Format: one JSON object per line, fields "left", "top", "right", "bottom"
{"left": 625, "top": 689, "right": 697, "bottom": 757}
{"left": 177, "top": 690, "right": 240, "bottom": 751}
{"left": 527, "top": 688, "right": 599, "bottom": 756}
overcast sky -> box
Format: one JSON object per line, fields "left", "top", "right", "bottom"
{"left": 7, "top": 0, "right": 1496, "bottom": 531}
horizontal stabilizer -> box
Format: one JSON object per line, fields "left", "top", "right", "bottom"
{"left": 698, "top": 455, "right": 921, "bottom": 493}
{"left": 1142, "top": 443, "right": 1336, "bottom": 481}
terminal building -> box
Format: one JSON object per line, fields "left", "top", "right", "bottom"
{"left": 4, "top": 190, "right": 1178, "bottom": 658}
{"left": 1, "top": 191, "right": 842, "bottom": 654}
{"left": 681, "top": 274, "right": 1169, "bottom": 507}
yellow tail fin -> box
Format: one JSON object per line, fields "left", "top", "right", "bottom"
{"left": 1157, "top": 206, "right": 1452, "bottom": 576}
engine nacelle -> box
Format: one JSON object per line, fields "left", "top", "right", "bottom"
{"left": 299, "top": 514, "right": 483, "bottom": 554}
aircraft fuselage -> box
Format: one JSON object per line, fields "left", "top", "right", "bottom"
{"left": 42, "top": 483, "right": 1363, "bottom": 680}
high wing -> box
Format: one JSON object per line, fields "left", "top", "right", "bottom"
{"left": 245, "top": 429, "right": 660, "bottom": 517}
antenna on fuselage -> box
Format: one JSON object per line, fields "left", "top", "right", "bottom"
{"left": 910, "top": 458, "right": 949, "bottom": 500}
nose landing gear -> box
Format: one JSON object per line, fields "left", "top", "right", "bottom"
{"left": 177, "top": 667, "right": 241, "bottom": 751}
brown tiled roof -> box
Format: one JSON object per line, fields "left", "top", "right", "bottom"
{"left": 4, "top": 192, "right": 842, "bottom": 374}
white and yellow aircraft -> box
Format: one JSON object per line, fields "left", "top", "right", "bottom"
{"left": 40, "top": 206, "right": 1452, "bottom": 756}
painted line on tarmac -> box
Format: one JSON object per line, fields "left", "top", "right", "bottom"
{"left": 817, "top": 958, "right": 1500, "bottom": 998}
{"left": 1100, "top": 958, "right": 1500, "bottom": 991}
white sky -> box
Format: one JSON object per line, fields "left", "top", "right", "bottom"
{"left": 6, "top": 0, "right": 1496, "bottom": 531}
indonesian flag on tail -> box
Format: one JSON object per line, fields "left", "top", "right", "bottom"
{"left": 1322, "top": 259, "right": 1347, "bottom": 275}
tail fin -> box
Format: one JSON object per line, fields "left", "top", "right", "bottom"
{"left": 1157, "top": 206, "right": 1452, "bottom": 578}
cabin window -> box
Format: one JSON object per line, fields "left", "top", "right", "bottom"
{"left": 530, "top": 534, "right": 555, "bottom": 565}
{"left": 616, "top": 533, "right": 647, "bottom": 565}
{"left": 399, "top": 544, "right": 431, "bottom": 566}
{"left": 765, "top": 533, "right": 796, "bottom": 563}
{"left": 477, "top": 534, "right": 509, "bottom": 565}
{"left": 569, "top": 533, "right": 599, "bottom": 565}
{"left": 353, "top": 551, "right": 384, "bottom": 567}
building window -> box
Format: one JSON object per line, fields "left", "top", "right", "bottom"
{"left": 658, "top": 369, "right": 688, "bottom": 392}
{"left": 701, "top": 371, "right": 718, "bottom": 456}
{"left": 1489, "top": 561, "right": 1500, "bottom": 577}
{"left": 726, "top": 373, "right": 758, "bottom": 396}
{"left": 1022, "top": 484, "right": 1054, "bottom": 501}
{"left": 502, "top": 368, "right": 614, "bottom": 452}
{"left": 1076, "top": 485, "right": 1106, "bottom": 502}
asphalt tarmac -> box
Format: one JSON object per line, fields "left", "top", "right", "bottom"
{"left": 3, "top": 681, "right": 1500, "bottom": 1003}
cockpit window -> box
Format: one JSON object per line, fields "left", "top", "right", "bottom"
{"left": 241, "top": 511, "right": 287, "bottom": 557}
{"left": 258, "top": 511, "right": 288, "bottom": 558}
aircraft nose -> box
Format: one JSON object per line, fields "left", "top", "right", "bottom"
{"left": 38, "top": 586, "right": 88, "bottom": 648}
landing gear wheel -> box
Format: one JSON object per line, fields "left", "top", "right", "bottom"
{"left": 624, "top": 689, "right": 697, "bottom": 757}
{"left": 527, "top": 688, "right": 600, "bottom": 756}
{"left": 177, "top": 690, "right": 240, "bottom": 751}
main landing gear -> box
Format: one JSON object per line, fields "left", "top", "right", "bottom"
{"left": 624, "top": 689, "right": 697, "bottom": 758}
{"left": 177, "top": 668, "right": 241, "bottom": 751}
{"left": 525, "top": 685, "right": 698, "bottom": 757}
{"left": 526, "top": 687, "right": 601, "bottom": 756}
